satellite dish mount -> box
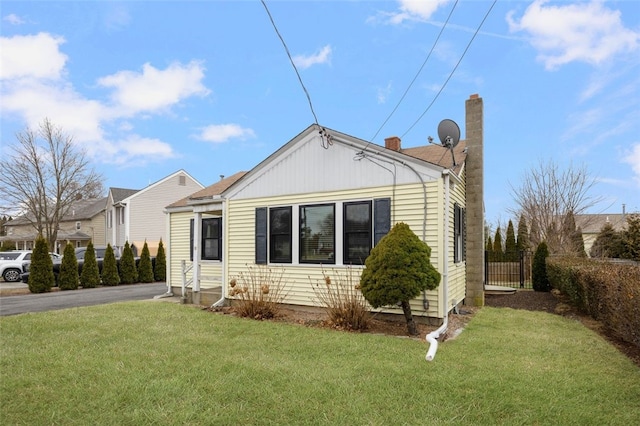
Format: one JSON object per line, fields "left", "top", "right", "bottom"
{"left": 437, "top": 119, "right": 460, "bottom": 166}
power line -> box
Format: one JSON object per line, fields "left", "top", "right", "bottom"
{"left": 401, "top": 0, "right": 497, "bottom": 140}
{"left": 260, "top": 0, "right": 319, "bottom": 126}
{"left": 370, "top": 0, "right": 459, "bottom": 143}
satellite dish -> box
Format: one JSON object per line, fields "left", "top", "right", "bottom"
{"left": 437, "top": 119, "right": 460, "bottom": 149}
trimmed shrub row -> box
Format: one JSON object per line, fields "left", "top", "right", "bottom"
{"left": 547, "top": 256, "right": 640, "bottom": 347}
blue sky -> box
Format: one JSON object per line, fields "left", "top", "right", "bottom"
{"left": 1, "top": 0, "right": 639, "bottom": 228}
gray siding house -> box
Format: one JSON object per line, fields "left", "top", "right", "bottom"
{"left": 106, "top": 170, "right": 204, "bottom": 255}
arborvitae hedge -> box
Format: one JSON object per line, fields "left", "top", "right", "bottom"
{"left": 119, "top": 241, "right": 138, "bottom": 284}
{"left": 505, "top": 220, "right": 518, "bottom": 261}
{"left": 137, "top": 241, "right": 154, "bottom": 283}
{"left": 101, "top": 244, "right": 120, "bottom": 286}
{"left": 154, "top": 239, "right": 166, "bottom": 282}
{"left": 58, "top": 243, "right": 79, "bottom": 290}
{"left": 80, "top": 241, "right": 101, "bottom": 288}
{"left": 516, "top": 213, "right": 530, "bottom": 253}
{"left": 493, "top": 227, "right": 504, "bottom": 259}
{"left": 360, "top": 222, "right": 441, "bottom": 336}
{"left": 28, "top": 235, "right": 54, "bottom": 293}
{"left": 532, "top": 241, "right": 551, "bottom": 292}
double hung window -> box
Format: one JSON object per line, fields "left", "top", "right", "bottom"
{"left": 454, "top": 203, "right": 466, "bottom": 263}
{"left": 343, "top": 201, "right": 371, "bottom": 265}
{"left": 269, "top": 207, "right": 292, "bottom": 263}
{"left": 190, "top": 217, "right": 222, "bottom": 261}
{"left": 300, "top": 204, "right": 335, "bottom": 264}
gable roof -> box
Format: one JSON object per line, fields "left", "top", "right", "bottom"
{"left": 166, "top": 171, "right": 247, "bottom": 209}
{"left": 110, "top": 188, "right": 139, "bottom": 203}
{"left": 576, "top": 214, "right": 628, "bottom": 234}
{"left": 110, "top": 170, "right": 204, "bottom": 206}
{"left": 402, "top": 140, "right": 467, "bottom": 174}
{"left": 4, "top": 197, "right": 107, "bottom": 226}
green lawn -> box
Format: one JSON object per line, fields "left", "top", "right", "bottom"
{"left": 1, "top": 302, "right": 638, "bottom": 425}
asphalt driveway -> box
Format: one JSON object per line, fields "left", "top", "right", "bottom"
{"left": 0, "top": 282, "right": 170, "bottom": 316}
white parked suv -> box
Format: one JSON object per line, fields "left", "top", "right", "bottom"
{"left": 0, "top": 250, "right": 61, "bottom": 282}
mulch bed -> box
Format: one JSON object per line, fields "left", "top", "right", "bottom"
{"left": 485, "top": 289, "right": 640, "bottom": 368}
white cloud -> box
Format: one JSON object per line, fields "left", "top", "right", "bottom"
{"left": 0, "top": 32, "right": 68, "bottom": 80}
{"left": 385, "top": 0, "right": 450, "bottom": 25}
{"left": 292, "top": 45, "right": 332, "bottom": 70}
{"left": 0, "top": 31, "right": 208, "bottom": 169}
{"left": 196, "top": 124, "right": 256, "bottom": 144}
{"left": 376, "top": 82, "right": 392, "bottom": 104}
{"left": 1, "top": 78, "right": 105, "bottom": 143}
{"left": 507, "top": 0, "right": 640, "bottom": 70}
{"left": 3, "top": 14, "right": 25, "bottom": 25}
{"left": 623, "top": 143, "right": 640, "bottom": 187}
{"left": 98, "top": 61, "right": 210, "bottom": 114}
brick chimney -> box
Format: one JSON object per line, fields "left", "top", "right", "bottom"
{"left": 465, "top": 93, "right": 484, "bottom": 307}
{"left": 384, "top": 136, "right": 401, "bottom": 151}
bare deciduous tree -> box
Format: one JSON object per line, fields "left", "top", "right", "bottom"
{"left": 0, "top": 119, "right": 103, "bottom": 250}
{"left": 509, "top": 159, "right": 601, "bottom": 254}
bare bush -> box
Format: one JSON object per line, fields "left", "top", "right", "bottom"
{"left": 230, "top": 264, "right": 288, "bottom": 320}
{"left": 310, "top": 266, "right": 371, "bottom": 331}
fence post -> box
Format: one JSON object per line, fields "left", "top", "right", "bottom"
{"left": 519, "top": 250, "right": 524, "bottom": 288}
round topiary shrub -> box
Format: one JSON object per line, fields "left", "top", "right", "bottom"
{"left": 360, "top": 222, "right": 441, "bottom": 335}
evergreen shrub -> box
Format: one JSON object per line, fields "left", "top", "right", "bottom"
{"left": 119, "top": 241, "right": 137, "bottom": 284}
{"left": 137, "top": 241, "right": 154, "bottom": 283}
{"left": 360, "top": 222, "right": 440, "bottom": 335}
{"left": 58, "top": 243, "right": 79, "bottom": 290}
{"left": 80, "top": 241, "right": 100, "bottom": 288}
{"left": 154, "top": 239, "right": 166, "bottom": 282}
{"left": 28, "top": 235, "right": 54, "bottom": 293}
{"left": 101, "top": 244, "right": 120, "bottom": 286}
{"left": 532, "top": 241, "right": 551, "bottom": 292}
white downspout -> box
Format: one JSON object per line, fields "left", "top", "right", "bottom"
{"left": 426, "top": 171, "right": 450, "bottom": 361}
{"left": 193, "top": 211, "right": 202, "bottom": 293}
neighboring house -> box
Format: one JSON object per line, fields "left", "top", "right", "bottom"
{"left": 164, "top": 95, "right": 485, "bottom": 323}
{"left": 576, "top": 212, "right": 629, "bottom": 256}
{"left": 1, "top": 197, "right": 107, "bottom": 253}
{"left": 105, "top": 170, "right": 204, "bottom": 256}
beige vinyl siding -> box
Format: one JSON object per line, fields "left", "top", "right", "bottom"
{"left": 128, "top": 174, "right": 203, "bottom": 245}
{"left": 226, "top": 181, "right": 446, "bottom": 318}
{"left": 90, "top": 213, "right": 106, "bottom": 246}
{"left": 167, "top": 211, "right": 223, "bottom": 290}
{"left": 168, "top": 212, "right": 192, "bottom": 288}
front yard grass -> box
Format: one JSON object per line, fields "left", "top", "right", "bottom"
{"left": 1, "top": 302, "right": 638, "bottom": 425}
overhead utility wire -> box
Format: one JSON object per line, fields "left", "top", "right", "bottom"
{"left": 370, "top": 0, "right": 459, "bottom": 143}
{"left": 400, "top": 0, "right": 497, "bottom": 139}
{"left": 260, "top": 0, "right": 320, "bottom": 127}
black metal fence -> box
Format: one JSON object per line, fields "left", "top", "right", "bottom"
{"left": 484, "top": 250, "right": 533, "bottom": 289}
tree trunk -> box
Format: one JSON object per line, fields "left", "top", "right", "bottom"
{"left": 400, "top": 300, "right": 418, "bottom": 335}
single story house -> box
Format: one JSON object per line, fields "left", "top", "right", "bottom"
{"left": 164, "top": 95, "right": 485, "bottom": 324}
